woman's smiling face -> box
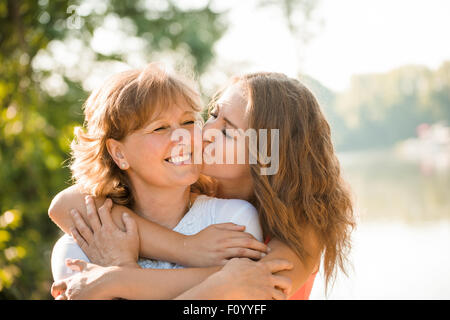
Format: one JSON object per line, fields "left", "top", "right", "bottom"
{"left": 201, "top": 83, "right": 252, "bottom": 181}
{"left": 107, "top": 83, "right": 253, "bottom": 190}
{"left": 117, "top": 102, "right": 202, "bottom": 189}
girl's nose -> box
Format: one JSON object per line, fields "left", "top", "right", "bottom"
{"left": 202, "top": 140, "right": 211, "bottom": 150}
{"left": 202, "top": 129, "right": 216, "bottom": 144}
{"left": 202, "top": 121, "right": 219, "bottom": 143}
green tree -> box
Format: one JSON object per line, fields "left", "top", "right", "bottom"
{"left": 0, "top": 0, "right": 321, "bottom": 301}
{"left": 0, "top": 0, "right": 226, "bottom": 299}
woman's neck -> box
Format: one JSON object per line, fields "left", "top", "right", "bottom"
{"left": 130, "top": 177, "right": 191, "bottom": 230}
{"left": 216, "top": 175, "right": 254, "bottom": 202}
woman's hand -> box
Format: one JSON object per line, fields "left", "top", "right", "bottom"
{"left": 69, "top": 196, "right": 140, "bottom": 268}
{"left": 182, "top": 223, "right": 269, "bottom": 267}
{"left": 51, "top": 259, "right": 121, "bottom": 300}
{"left": 176, "top": 258, "right": 293, "bottom": 300}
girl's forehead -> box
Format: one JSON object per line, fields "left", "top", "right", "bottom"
{"left": 217, "top": 84, "right": 247, "bottom": 108}
{"left": 216, "top": 84, "right": 249, "bottom": 129}
{"left": 217, "top": 85, "right": 248, "bottom": 119}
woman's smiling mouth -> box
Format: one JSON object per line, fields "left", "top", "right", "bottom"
{"left": 165, "top": 153, "right": 192, "bottom": 165}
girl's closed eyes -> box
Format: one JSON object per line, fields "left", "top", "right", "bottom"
{"left": 208, "top": 107, "right": 234, "bottom": 139}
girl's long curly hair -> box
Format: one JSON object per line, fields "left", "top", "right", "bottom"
{"left": 217, "top": 72, "right": 356, "bottom": 291}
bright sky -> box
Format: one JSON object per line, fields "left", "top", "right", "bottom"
{"left": 213, "top": 0, "right": 450, "bottom": 92}
{"left": 35, "top": 0, "right": 450, "bottom": 95}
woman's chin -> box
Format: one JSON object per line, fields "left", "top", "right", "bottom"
{"left": 200, "top": 163, "right": 215, "bottom": 177}
{"left": 200, "top": 164, "right": 229, "bottom": 180}
{"left": 172, "top": 167, "right": 201, "bottom": 185}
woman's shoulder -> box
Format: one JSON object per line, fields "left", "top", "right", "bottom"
{"left": 194, "top": 195, "right": 258, "bottom": 224}
{"left": 193, "top": 194, "right": 256, "bottom": 213}
{"left": 191, "top": 194, "right": 263, "bottom": 241}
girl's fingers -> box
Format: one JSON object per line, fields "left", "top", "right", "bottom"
{"left": 98, "top": 198, "right": 115, "bottom": 228}
{"left": 55, "top": 293, "right": 68, "bottom": 300}
{"left": 271, "top": 288, "right": 288, "bottom": 300}
{"left": 85, "top": 195, "right": 101, "bottom": 232}
{"left": 225, "top": 236, "right": 269, "bottom": 253}
{"left": 271, "top": 274, "right": 293, "bottom": 296}
{"left": 65, "top": 258, "right": 88, "bottom": 272}
{"left": 213, "top": 223, "right": 246, "bottom": 231}
{"left": 220, "top": 259, "right": 229, "bottom": 266}
{"left": 224, "top": 247, "right": 265, "bottom": 260}
{"left": 262, "top": 259, "right": 294, "bottom": 274}
{"left": 51, "top": 280, "right": 67, "bottom": 298}
{"left": 70, "top": 209, "right": 93, "bottom": 244}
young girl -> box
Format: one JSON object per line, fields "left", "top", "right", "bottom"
{"left": 50, "top": 70, "right": 355, "bottom": 300}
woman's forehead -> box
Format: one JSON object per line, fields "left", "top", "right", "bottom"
{"left": 152, "top": 100, "right": 198, "bottom": 120}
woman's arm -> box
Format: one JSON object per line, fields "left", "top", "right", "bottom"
{"left": 48, "top": 186, "right": 268, "bottom": 266}
{"left": 51, "top": 258, "right": 293, "bottom": 300}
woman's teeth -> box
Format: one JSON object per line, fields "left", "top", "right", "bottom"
{"left": 167, "top": 154, "right": 190, "bottom": 164}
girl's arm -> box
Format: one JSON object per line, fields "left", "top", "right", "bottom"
{"left": 262, "top": 229, "right": 322, "bottom": 298}
{"left": 48, "top": 185, "right": 188, "bottom": 264}
{"left": 48, "top": 185, "right": 268, "bottom": 266}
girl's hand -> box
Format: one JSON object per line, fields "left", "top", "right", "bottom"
{"left": 215, "top": 258, "right": 293, "bottom": 299}
{"left": 51, "top": 259, "right": 120, "bottom": 300}
{"left": 183, "top": 223, "right": 269, "bottom": 267}
{"left": 176, "top": 258, "right": 293, "bottom": 300}
{"left": 69, "top": 196, "right": 140, "bottom": 268}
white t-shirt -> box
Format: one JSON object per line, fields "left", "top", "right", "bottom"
{"left": 51, "top": 195, "right": 262, "bottom": 281}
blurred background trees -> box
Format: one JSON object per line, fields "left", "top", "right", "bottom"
{"left": 0, "top": 0, "right": 449, "bottom": 299}
{"left": 331, "top": 62, "right": 450, "bottom": 150}
{"left": 0, "top": 0, "right": 228, "bottom": 299}
{"left": 0, "top": 0, "right": 320, "bottom": 300}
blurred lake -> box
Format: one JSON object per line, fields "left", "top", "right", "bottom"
{"left": 310, "top": 149, "right": 450, "bottom": 299}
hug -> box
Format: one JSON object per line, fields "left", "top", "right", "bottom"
{"left": 48, "top": 62, "right": 355, "bottom": 300}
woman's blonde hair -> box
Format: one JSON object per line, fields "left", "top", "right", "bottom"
{"left": 210, "top": 72, "right": 355, "bottom": 291}
{"left": 70, "top": 63, "right": 212, "bottom": 207}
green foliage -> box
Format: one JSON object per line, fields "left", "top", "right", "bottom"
{"left": 0, "top": 0, "right": 227, "bottom": 299}
{"left": 0, "top": 0, "right": 319, "bottom": 300}
{"left": 5, "top": 0, "right": 445, "bottom": 300}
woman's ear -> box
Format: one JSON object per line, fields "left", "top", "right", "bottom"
{"left": 106, "top": 138, "right": 129, "bottom": 170}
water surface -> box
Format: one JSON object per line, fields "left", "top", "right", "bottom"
{"left": 310, "top": 149, "right": 450, "bottom": 299}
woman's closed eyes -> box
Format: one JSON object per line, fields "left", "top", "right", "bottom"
{"left": 152, "top": 120, "right": 196, "bottom": 132}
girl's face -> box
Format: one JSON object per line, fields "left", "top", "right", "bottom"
{"left": 201, "top": 84, "right": 252, "bottom": 181}
{"left": 119, "top": 103, "right": 201, "bottom": 189}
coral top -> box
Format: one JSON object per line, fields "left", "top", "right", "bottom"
{"left": 265, "top": 237, "right": 318, "bottom": 300}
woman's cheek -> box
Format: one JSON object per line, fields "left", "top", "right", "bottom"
{"left": 145, "top": 135, "right": 169, "bottom": 161}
